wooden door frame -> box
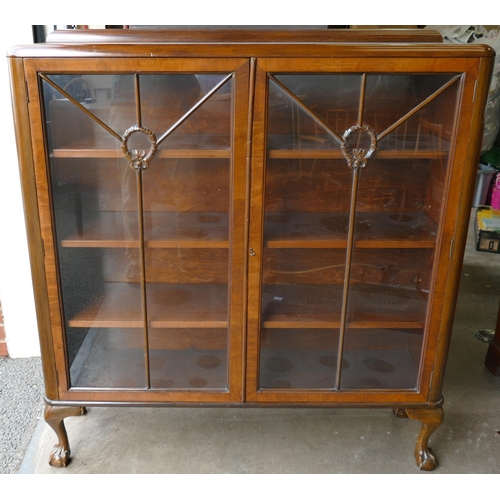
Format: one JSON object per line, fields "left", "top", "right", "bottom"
{"left": 246, "top": 55, "right": 486, "bottom": 405}
{"left": 23, "top": 56, "right": 250, "bottom": 404}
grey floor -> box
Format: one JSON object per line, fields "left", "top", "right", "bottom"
{"left": 0, "top": 356, "right": 44, "bottom": 474}
{"left": 10, "top": 211, "right": 500, "bottom": 473}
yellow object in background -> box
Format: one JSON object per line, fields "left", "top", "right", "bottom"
{"left": 477, "top": 206, "right": 500, "bottom": 232}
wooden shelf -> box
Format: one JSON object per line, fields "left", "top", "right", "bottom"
{"left": 268, "top": 150, "right": 449, "bottom": 160}
{"left": 68, "top": 283, "right": 228, "bottom": 329}
{"left": 52, "top": 133, "right": 231, "bottom": 159}
{"left": 60, "top": 211, "right": 229, "bottom": 248}
{"left": 261, "top": 283, "right": 427, "bottom": 329}
{"left": 267, "top": 133, "right": 450, "bottom": 159}
{"left": 264, "top": 211, "right": 437, "bottom": 249}
{"left": 53, "top": 149, "right": 231, "bottom": 160}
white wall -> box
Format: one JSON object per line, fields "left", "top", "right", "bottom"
{"left": 0, "top": 25, "right": 40, "bottom": 357}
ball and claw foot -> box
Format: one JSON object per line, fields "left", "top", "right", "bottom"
{"left": 44, "top": 404, "right": 86, "bottom": 467}
{"left": 415, "top": 446, "right": 438, "bottom": 471}
{"left": 49, "top": 445, "right": 71, "bottom": 468}
{"left": 405, "top": 407, "right": 444, "bottom": 471}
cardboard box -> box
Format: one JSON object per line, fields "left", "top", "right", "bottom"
{"left": 476, "top": 206, "right": 500, "bottom": 253}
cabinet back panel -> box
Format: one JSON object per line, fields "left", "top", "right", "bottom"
{"left": 102, "top": 248, "right": 229, "bottom": 283}
{"left": 146, "top": 248, "right": 229, "bottom": 284}
{"left": 143, "top": 159, "right": 230, "bottom": 213}
{"left": 265, "top": 159, "right": 429, "bottom": 213}
{"left": 263, "top": 248, "right": 433, "bottom": 287}
{"left": 52, "top": 158, "right": 230, "bottom": 213}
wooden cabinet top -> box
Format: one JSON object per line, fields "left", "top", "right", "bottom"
{"left": 42, "top": 28, "right": 444, "bottom": 44}
{"left": 8, "top": 38, "right": 494, "bottom": 59}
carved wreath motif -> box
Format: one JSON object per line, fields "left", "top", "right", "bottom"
{"left": 341, "top": 124, "right": 378, "bottom": 169}
{"left": 121, "top": 125, "right": 158, "bottom": 170}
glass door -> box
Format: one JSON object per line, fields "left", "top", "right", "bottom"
{"left": 36, "top": 59, "right": 249, "bottom": 401}
{"left": 247, "top": 59, "right": 464, "bottom": 402}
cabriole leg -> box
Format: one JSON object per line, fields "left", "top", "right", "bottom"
{"left": 405, "top": 407, "right": 444, "bottom": 471}
{"left": 44, "top": 404, "right": 86, "bottom": 467}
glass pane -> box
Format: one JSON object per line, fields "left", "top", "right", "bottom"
{"left": 264, "top": 158, "right": 351, "bottom": 217}
{"left": 340, "top": 328, "right": 422, "bottom": 389}
{"left": 141, "top": 74, "right": 232, "bottom": 151}
{"left": 267, "top": 78, "right": 344, "bottom": 151}
{"left": 363, "top": 74, "right": 457, "bottom": 137}
{"left": 44, "top": 74, "right": 136, "bottom": 150}
{"left": 340, "top": 76, "right": 460, "bottom": 390}
{"left": 70, "top": 329, "right": 146, "bottom": 388}
{"left": 259, "top": 73, "right": 362, "bottom": 389}
{"left": 141, "top": 74, "right": 232, "bottom": 390}
{"left": 42, "top": 75, "right": 146, "bottom": 389}
{"left": 149, "top": 329, "right": 228, "bottom": 389}
{"left": 273, "top": 74, "right": 361, "bottom": 137}
{"left": 260, "top": 329, "right": 340, "bottom": 389}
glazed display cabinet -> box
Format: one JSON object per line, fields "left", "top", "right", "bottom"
{"left": 8, "top": 29, "right": 494, "bottom": 470}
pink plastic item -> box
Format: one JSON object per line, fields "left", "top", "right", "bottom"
{"left": 491, "top": 173, "right": 500, "bottom": 209}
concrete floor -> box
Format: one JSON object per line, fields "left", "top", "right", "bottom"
{"left": 19, "top": 212, "right": 500, "bottom": 473}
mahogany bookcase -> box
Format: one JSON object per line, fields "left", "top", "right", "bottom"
{"left": 8, "top": 29, "right": 494, "bottom": 470}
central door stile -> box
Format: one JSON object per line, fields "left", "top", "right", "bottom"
{"left": 335, "top": 74, "right": 367, "bottom": 390}
{"left": 136, "top": 168, "right": 151, "bottom": 389}
{"left": 133, "top": 73, "right": 151, "bottom": 390}
{"left": 335, "top": 165, "right": 360, "bottom": 391}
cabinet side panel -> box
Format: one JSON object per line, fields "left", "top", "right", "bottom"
{"left": 9, "top": 57, "right": 58, "bottom": 400}
{"left": 24, "top": 60, "right": 76, "bottom": 395}
{"left": 427, "top": 57, "right": 494, "bottom": 401}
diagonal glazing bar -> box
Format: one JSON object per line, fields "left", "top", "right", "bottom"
{"left": 40, "top": 73, "right": 123, "bottom": 142}
{"left": 377, "top": 75, "right": 461, "bottom": 141}
{"left": 156, "top": 73, "right": 233, "bottom": 146}
{"left": 269, "top": 74, "right": 344, "bottom": 146}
